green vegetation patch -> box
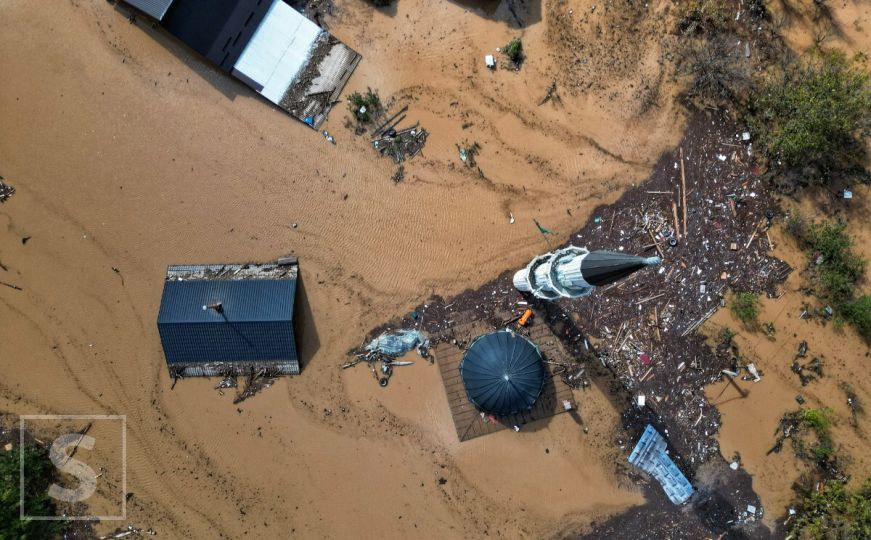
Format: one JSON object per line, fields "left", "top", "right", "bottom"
{"left": 785, "top": 215, "right": 869, "bottom": 342}
{"left": 748, "top": 50, "right": 871, "bottom": 173}
{"left": 730, "top": 291, "right": 760, "bottom": 326}
{"left": 504, "top": 37, "right": 523, "bottom": 65}
{"left": 348, "top": 88, "right": 382, "bottom": 124}
{"left": 790, "top": 477, "right": 871, "bottom": 539}
{"left": 1, "top": 444, "right": 64, "bottom": 538}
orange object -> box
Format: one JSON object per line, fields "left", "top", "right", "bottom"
{"left": 518, "top": 309, "right": 534, "bottom": 326}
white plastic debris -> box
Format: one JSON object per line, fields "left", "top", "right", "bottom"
{"left": 747, "top": 363, "right": 761, "bottom": 382}
{"left": 717, "top": 154, "right": 727, "bottom": 161}
{"left": 747, "top": 504, "right": 757, "bottom": 514}
{"left": 843, "top": 190, "right": 853, "bottom": 200}
{"left": 637, "top": 395, "right": 646, "bottom": 407}
{"left": 485, "top": 55, "right": 496, "bottom": 69}
{"left": 730, "top": 461, "right": 739, "bottom": 470}
{"left": 742, "top": 132, "right": 751, "bottom": 141}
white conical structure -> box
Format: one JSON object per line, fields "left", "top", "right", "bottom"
{"left": 513, "top": 246, "right": 660, "bottom": 300}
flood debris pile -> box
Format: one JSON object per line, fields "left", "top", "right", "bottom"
{"left": 561, "top": 113, "right": 792, "bottom": 465}
{"left": 356, "top": 112, "right": 785, "bottom": 535}
{"left": 0, "top": 176, "right": 14, "bottom": 203}
{"left": 372, "top": 122, "right": 428, "bottom": 165}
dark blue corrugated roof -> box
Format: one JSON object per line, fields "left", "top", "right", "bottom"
{"left": 157, "top": 276, "right": 297, "bottom": 365}
{"left": 460, "top": 330, "right": 544, "bottom": 416}
{"left": 158, "top": 280, "right": 295, "bottom": 324}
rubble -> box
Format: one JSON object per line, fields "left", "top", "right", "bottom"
{"left": 0, "top": 176, "right": 14, "bottom": 203}
{"left": 356, "top": 111, "right": 780, "bottom": 535}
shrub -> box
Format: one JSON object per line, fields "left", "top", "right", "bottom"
{"left": 748, "top": 49, "right": 871, "bottom": 173}
{"left": 719, "top": 326, "right": 737, "bottom": 345}
{"left": 347, "top": 88, "right": 381, "bottom": 124}
{"left": 842, "top": 295, "right": 871, "bottom": 342}
{"left": 504, "top": 38, "right": 523, "bottom": 64}
{"left": 800, "top": 407, "right": 834, "bottom": 432}
{"left": 681, "top": 36, "right": 751, "bottom": 106}
{"left": 790, "top": 477, "right": 871, "bottom": 538}
{"left": 367, "top": 0, "right": 393, "bottom": 6}
{"left": 1, "top": 444, "right": 64, "bottom": 538}
{"left": 805, "top": 221, "right": 866, "bottom": 305}
{"left": 731, "top": 292, "right": 760, "bottom": 325}
{"left": 678, "top": 0, "right": 731, "bottom": 35}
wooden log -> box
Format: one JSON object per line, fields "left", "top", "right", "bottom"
{"left": 671, "top": 200, "right": 681, "bottom": 241}
{"left": 680, "top": 147, "right": 688, "bottom": 237}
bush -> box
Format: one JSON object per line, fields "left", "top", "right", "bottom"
{"left": 347, "top": 88, "right": 381, "bottom": 124}
{"left": 801, "top": 221, "right": 866, "bottom": 305}
{"left": 842, "top": 295, "right": 871, "bottom": 342}
{"left": 678, "top": 0, "right": 731, "bottom": 35}
{"left": 681, "top": 36, "right": 751, "bottom": 106}
{"left": 367, "top": 0, "right": 393, "bottom": 6}
{"left": 731, "top": 292, "right": 760, "bottom": 325}
{"left": 1, "top": 444, "right": 64, "bottom": 538}
{"left": 800, "top": 407, "right": 834, "bottom": 432}
{"left": 786, "top": 217, "right": 868, "bottom": 341}
{"left": 790, "top": 477, "right": 871, "bottom": 538}
{"left": 504, "top": 38, "right": 523, "bottom": 64}
{"left": 748, "top": 50, "right": 871, "bottom": 173}
{"left": 719, "top": 326, "right": 737, "bottom": 345}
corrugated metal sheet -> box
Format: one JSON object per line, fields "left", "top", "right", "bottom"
{"left": 158, "top": 280, "right": 295, "bottom": 323}
{"left": 232, "top": 0, "right": 321, "bottom": 103}
{"left": 159, "top": 320, "right": 296, "bottom": 364}
{"left": 157, "top": 274, "right": 298, "bottom": 371}
{"left": 123, "top": 0, "right": 175, "bottom": 21}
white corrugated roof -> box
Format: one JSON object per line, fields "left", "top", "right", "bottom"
{"left": 232, "top": 0, "right": 321, "bottom": 104}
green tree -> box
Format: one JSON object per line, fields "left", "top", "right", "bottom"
{"left": 749, "top": 50, "right": 871, "bottom": 173}
{"left": 1, "top": 444, "right": 63, "bottom": 539}
{"left": 791, "top": 477, "right": 871, "bottom": 539}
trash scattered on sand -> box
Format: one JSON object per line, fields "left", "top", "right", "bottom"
{"left": 344, "top": 329, "right": 431, "bottom": 387}
{"left": 0, "top": 177, "right": 14, "bottom": 203}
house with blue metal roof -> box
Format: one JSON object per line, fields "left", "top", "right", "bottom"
{"left": 157, "top": 261, "right": 299, "bottom": 378}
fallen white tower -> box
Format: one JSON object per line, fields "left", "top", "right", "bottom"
{"left": 513, "top": 246, "right": 660, "bottom": 299}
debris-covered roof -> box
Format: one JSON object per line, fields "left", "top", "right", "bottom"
{"left": 165, "top": 263, "right": 298, "bottom": 281}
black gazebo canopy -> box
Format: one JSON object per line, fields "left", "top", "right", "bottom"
{"left": 460, "top": 330, "right": 545, "bottom": 416}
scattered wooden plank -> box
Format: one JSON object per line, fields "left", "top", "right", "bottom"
{"left": 680, "top": 147, "right": 688, "bottom": 237}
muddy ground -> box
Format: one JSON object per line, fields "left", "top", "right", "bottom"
{"left": 0, "top": 0, "right": 869, "bottom": 538}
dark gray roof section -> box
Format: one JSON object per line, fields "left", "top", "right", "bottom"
{"left": 460, "top": 330, "right": 544, "bottom": 416}
{"left": 580, "top": 251, "right": 660, "bottom": 287}
{"left": 157, "top": 263, "right": 298, "bottom": 369}
{"left": 161, "top": 0, "right": 272, "bottom": 71}
{"left": 158, "top": 280, "right": 295, "bottom": 324}
{"left": 123, "top": 0, "right": 175, "bottom": 20}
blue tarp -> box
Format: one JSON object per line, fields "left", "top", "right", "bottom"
{"left": 628, "top": 424, "right": 694, "bottom": 505}
{"left": 365, "top": 330, "right": 428, "bottom": 357}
